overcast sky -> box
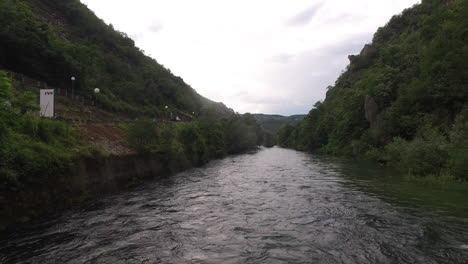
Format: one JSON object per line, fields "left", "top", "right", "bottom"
{"left": 80, "top": 0, "right": 420, "bottom": 115}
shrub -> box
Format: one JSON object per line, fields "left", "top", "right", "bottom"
{"left": 12, "top": 91, "right": 39, "bottom": 114}
{"left": 402, "top": 137, "right": 447, "bottom": 175}
{"left": 365, "top": 147, "right": 383, "bottom": 161}
{"left": 178, "top": 124, "right": 208, "bottom": 166}
{"left": 0, "top": 71, "right": 82, "bottom": 187}
{"left": 384, "top": 137, "right": 408, "bottom": 163}
{"left": 385, "top": 132, "right": 449, "bottom": 176}
{"left": 127, "top": 119, "right": 159, "bottom": 153}
{"left": 449, "top": 147, "right": 468, "bottom": 180}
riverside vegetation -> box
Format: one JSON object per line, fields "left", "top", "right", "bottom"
{"left": 0, "top": 0, "right": 273, "bottom": 189}
{"left": 0, "top": 70, "right": 272, "bottom": 229}
{"left": 0, "top": 70, "right": 271, "bottom": 189}
{"left": 278, "top": 0, "right": 468, "bottom": 181}
{"left": 0, "top": 71, "right": 81, "bottom": 188}
{"left": 126, "top": 114, "right": 272, "bottom": 171}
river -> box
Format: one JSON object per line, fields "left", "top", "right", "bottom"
{"left": 1, "top": 147, "right": 468, "bottom": 263}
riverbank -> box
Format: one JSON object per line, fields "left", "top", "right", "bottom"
{"left": 0, "top": 117, "right": 266, "bottom": 231}
{"left": 1, "top": 141, "right": 267, "bottom": 232}
{"left": 0, "top": 119, "right": 268, "bottom": 232}
{"left": 0, "top": 152, "right": 196, "bottom": 231}
{"left": 285, "top": 145, "right": 468, "bottom": 186}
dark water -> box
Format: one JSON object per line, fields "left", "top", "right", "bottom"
{"left": 2, "top": 147, "right": 468, "bottom": 263}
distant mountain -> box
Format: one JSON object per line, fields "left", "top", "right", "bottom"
{"left": 0, "top": 0, "right": 232, "bottom": 117}
{"left": 254, "top": 114, "right": 306, "bottom": 134}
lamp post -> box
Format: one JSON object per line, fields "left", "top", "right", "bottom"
{"left": 165, "top": 105, "right": 168, "bottom": 120}
{"left": 70, "top": 76, "right": 76, "bottom": 100}
{"left": 94, "top": 88, "right": 100, "bottom": 107}
{"left": 89, "top": 88, "right": 99, "bottom": 122}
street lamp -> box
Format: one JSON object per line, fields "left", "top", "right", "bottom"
{"left": 70, "top": 76, "right": 76, "bottom": 99}
{"left": 94, "top": 88, "right": 100, "bottom": 106}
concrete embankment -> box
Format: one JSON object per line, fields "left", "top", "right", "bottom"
{"left": 0, "top": 154, "right": 183, "bottom": 231}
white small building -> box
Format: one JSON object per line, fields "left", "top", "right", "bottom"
{"left": 40, "top": 89, "right": 54, "bottom": 118}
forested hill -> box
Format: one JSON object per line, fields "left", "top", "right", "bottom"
{"left": 0, "top": 0, "right": 232, "bottom": 117}
{"left": 254, "top": 114, "right": 306, "bottom": 134}
{"left": 279, "top": 0, "right": 468, "bottom": 179}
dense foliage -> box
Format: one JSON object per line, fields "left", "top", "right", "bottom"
{"left": 254, "top": 114, "right": 306, "bottom": 135}
{"left": 279, "top": 0, "right": 468, "bottom": 180}
{"left": 0, "top": 0, "right": 227, "bottom": 116}
{"left": 0, "top": 71, "right": 81, "bottom": 188}
{"left": 127, "top": 113, "right": 268, "bottom": 171}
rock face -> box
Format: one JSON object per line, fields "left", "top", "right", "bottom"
{"left": 364, "top": 95, "right": 378, "bottom": 128}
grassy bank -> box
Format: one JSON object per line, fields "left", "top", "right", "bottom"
{"left": 0, "top": 71, "right": 85, "bottom": 188}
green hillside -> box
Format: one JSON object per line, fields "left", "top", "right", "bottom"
{"left": 254, "top": 114, "right": 306, "bottom": 134}
{"left": 0, "top": 0, "right": 231, "bottom": 116}
{"left": 279, "top": 0, "right": 468, "bottom": 179}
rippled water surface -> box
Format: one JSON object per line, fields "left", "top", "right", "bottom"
{"left": 2, "top": 147, "right": 468, "bottom": 263}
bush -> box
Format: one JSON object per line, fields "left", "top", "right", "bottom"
{"left": 364, "top": 147, "right": 383, "bottom": 161}
{"left": 403, "top": 137, "right": 447, "bottom": 175}
{"left": 384, "top": 137, "right": 407, "bottom": 163}
{"left": 127, "top": 119, "right": 159, "bottom": 153}
{"left": 178, "top": 124, "right": 208, "bottom": 166}
{"left": 0, "top": 71, "right": 81, "bottom": 187}
{"left": 385, "top": 131, "right": 449, "bottom": 176}
{"left": 124, "top": 113, "right": 264, "bottom": 169}
{"left": 449, "top": 148, "right": 468, "bottom": 180}
{"left": 447, "top": 107, "right": 468, "bottom": 180}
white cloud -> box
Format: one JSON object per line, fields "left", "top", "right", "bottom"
{"left": 149, "top": 20, "right": 164, "bottom": 33}
{"left": 286, "top": 3, "right": 324, "bottom": 27}
{"left": 81, "top": 0, "right": 420, "bottom": 115}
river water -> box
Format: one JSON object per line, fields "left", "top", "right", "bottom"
{"left": 2, "top": 147, "right": 468, "bottom": 263}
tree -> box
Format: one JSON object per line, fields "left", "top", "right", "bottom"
{"left": 127, "top": 119, "right": 159, "bottom": 153}
{"left": 0, "top": 71, "right": 11, "bottom": 102}
{"left": 12, "top": 91, "right": 39, "bottom": 114}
